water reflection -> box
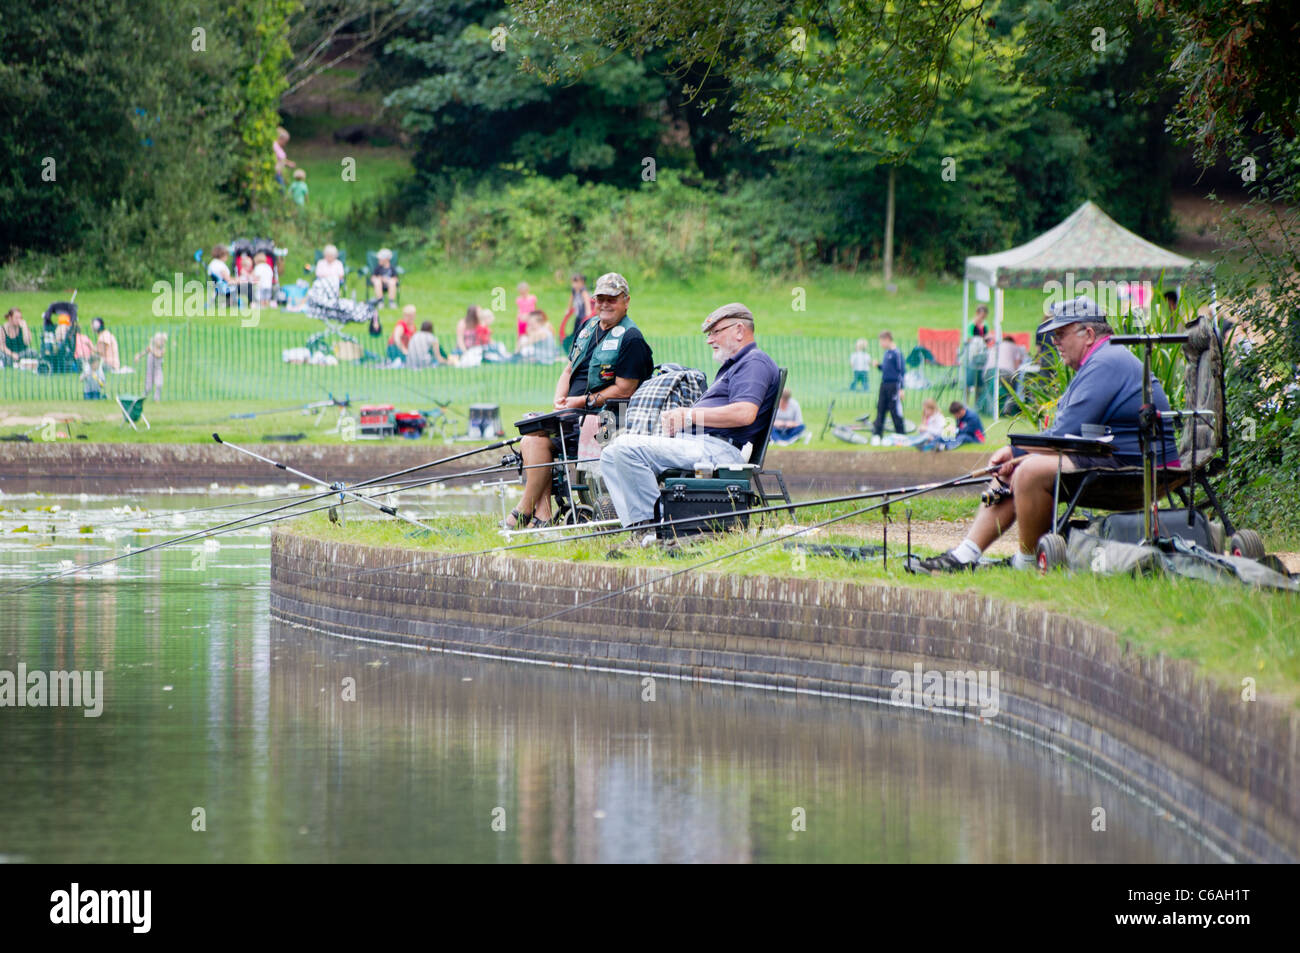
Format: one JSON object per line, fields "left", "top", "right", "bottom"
{"left": 0, "top": 492, "right": 1229, "bottom": 863}
{"left": 265, "top": 624, "right": 1225, "bottom": 863}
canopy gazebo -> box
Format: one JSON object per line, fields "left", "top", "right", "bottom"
{"left": 961, "top": 200, "right": 1211, "bottom": 421}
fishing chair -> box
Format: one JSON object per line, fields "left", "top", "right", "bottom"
{"left": 356, "top": 250, "right": 405, "bottom": 305}
{"left": 307, "top": 248, "right": 349, "bottom": 295}
{"left": 649, "top": 367, "right": 795, "bottom": 539}
{"left": 1026, "top": 317, "right": 1263, "bottom": 569}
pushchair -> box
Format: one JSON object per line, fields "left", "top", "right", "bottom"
{"left": 37, "top": 301, "right": 84, "bottom": 374}
{"left": 302, "top": 279, "right": 379, "bottom": 357}
{"left": 229, "top": 237, "right": 286, "bottom": 305}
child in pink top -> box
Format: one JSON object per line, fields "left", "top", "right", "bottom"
{"left": 515, "top": 282, "right": 538, "bottom": 336}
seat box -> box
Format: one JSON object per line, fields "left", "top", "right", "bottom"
{"left": 656, "top": 476, "right": 757, "bottom": 538}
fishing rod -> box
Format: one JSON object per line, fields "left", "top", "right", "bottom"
{"left": 9, "top": 439, "right": 547, "bottom": 591}
{"left": 212, "top": 434, "right": 439, "bottom": 535}
{"left": 347, "top": 436, "right": 520, "bottom": 490}
{"left": 10, "top": 483, "right": 346, "bottom": 592}
{"left": 499, "top": 469, "right": 990, "bottom": 638}
{"left": 354, "top": 455, "right": 603, "bottom": 496}
{"left": 86, "top": 489, "right": 322, "bottom": 529}
{"left": 224, "top": 391, "right": 354, "bottom": 420}
{"left": 348, "top": 466, "right": 998, "bottom": 580}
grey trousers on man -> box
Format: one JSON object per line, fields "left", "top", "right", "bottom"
{"left": 601, "top": 432, "right": 744, "bottom": 526}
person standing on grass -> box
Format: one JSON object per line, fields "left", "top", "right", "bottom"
{"left": 560, "top": 273, "right": 594, "bottom": 352}
{"left": 252, "top": 252, "right": 276, "bottom": 307}
{"left": 849, "top": 338, "right": 871, "bottom": 391}
{"left": 273, "top": 127, "right": 295, "bottom": 190}
{"left": 135, "top": 332, "right": 167, "bottom": 402}
{"left": 871, "top": 330, "right": 906, "bottom": 443}
{"left": 90, "top": 317, "right": 120, "bottom": 371}
{"left": 289, "top": 169, "right": 308, "bottom": 206}
{"left": 516, "top": 282, "right": 538, "bottom": 337}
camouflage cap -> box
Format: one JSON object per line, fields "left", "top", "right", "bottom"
{"left": 701, "top": 302, "right": 754, "bottom": 333}
{"left": 592, "top": 272, "right": 630, "bottom": 297}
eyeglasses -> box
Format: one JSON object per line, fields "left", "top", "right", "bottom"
{"left": 704, "top": 322, "right": 742, "bottom": 337}
{"left": 1052, "top": 327, "right": 1088, "bottom": 344}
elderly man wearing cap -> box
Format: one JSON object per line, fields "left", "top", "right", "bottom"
{"left": 600, "top": 302, "right": 782, "bottom": 530}
{"left": 505, "top": 272, "right": 654, "bottom": 529}
{"left": 918, "top": 295, "right": 1179, "bottom": 573}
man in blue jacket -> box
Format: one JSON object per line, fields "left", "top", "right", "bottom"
{"left": 872, "top": 330, "right": 906, "bottom": 441}
{"left": 919, "top": 296, "right": 1179, "bottom": 572}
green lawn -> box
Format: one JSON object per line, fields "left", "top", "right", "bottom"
{"left": 0, "top": 261, "right": 1049, "bottom": 339}
{"left": 0, "top": 255, "right": 1044, "bottom": 428}
{"left": 287, "top": 511, "right": 1300, "bottom": 708}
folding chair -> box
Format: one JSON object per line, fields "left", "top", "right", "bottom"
{"left": 116, "top": 394, "right": 150, "bottom": 431}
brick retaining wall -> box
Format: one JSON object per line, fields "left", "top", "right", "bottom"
{"left": 0, "top": 441, "right": 988, "bottom": 495}
{"left": 270, "top": 529, "right": 1299, "bottom": 863}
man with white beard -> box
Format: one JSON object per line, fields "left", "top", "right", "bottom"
{"left": 600, "top": 302, "right": 782, "bottom": 529}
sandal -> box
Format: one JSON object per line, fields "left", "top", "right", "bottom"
{"left": 502, "top": 508, "right": 529, "bottom": 530}
{"left": 529, "top": 514, "right": 558, "bottom": 529}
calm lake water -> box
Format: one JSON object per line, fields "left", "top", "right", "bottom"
{"left": 0, "top": 489, "right": 1229, "bottom": 862}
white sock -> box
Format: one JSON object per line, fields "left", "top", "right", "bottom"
{"left": 951, "top": 539, "right": 983, "bottom": 564}
{"left": 1011, "top": 551, "right": 1034, "bottom": 570}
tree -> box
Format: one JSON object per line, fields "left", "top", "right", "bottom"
{"left": 375, "top": 3, "right": 670, "bottom": 185}
{"left": 0, "top": 0, "right": 238, "bottom": 278}
{"left": 228, "top": 0, "right": 302, "bottom": 209}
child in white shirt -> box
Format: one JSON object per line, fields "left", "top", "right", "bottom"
{"left": 253, "top": 252, "right": 275, "bottom": 306}
{"left": 850, "top": 338, "right": 871, "bottom": 391}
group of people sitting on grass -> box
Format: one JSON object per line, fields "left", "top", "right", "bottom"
{"left": 377, "top": 300, "right": 561, "bottom": 369}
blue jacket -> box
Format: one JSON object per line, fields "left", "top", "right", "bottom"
{"left": 879, "top": 347, "right": 904, "bottom": 386}
{"left": 1044, "top": 339, "right": 1178, "bottom": 465}
{"left": 957, "top": 408, "right": 985, "bottom": 442}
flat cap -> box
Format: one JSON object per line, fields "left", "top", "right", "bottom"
{"left": 701, "top": 302, "right": 754, "bottom": 333}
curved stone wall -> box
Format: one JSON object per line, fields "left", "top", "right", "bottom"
{"left": 270, "top": 529, "right": 1299, "bottom": 863}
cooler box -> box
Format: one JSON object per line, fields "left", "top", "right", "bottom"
{"left": 394, "top": 411, "right": 426, "bottom": 437}
{"left": 655, "top": 471, "right": 758, "bottom": 539}
{"left": 359, "top": 404, "right": 396, "bottom": 437}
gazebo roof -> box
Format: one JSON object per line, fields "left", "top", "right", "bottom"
{"left": 964, "top": 201, "right": 1209, "bottom": 289}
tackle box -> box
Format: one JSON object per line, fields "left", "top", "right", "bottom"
{"left": 655, "top": 472, "right": 758, "bottom": 538}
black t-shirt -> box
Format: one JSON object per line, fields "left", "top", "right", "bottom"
{"left": 567, "top": 320, "right": 653, "bottom": 397}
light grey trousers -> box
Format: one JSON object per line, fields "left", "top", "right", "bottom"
{"left": 600, "top": 432, "right": 744, "bottom": 525}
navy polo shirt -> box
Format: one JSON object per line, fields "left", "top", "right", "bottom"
{"left": 694, "top": 342, "right": 782, "bottom": 450}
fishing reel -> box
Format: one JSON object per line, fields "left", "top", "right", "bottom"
{"left": 501, "top": 449, "right": 524, "bottom": 474}
{"left": 980, "top": 476, "right": 1013, "bottom": 507}
{"left": 593, "top": 402, "right": 633, "bottom": 447}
